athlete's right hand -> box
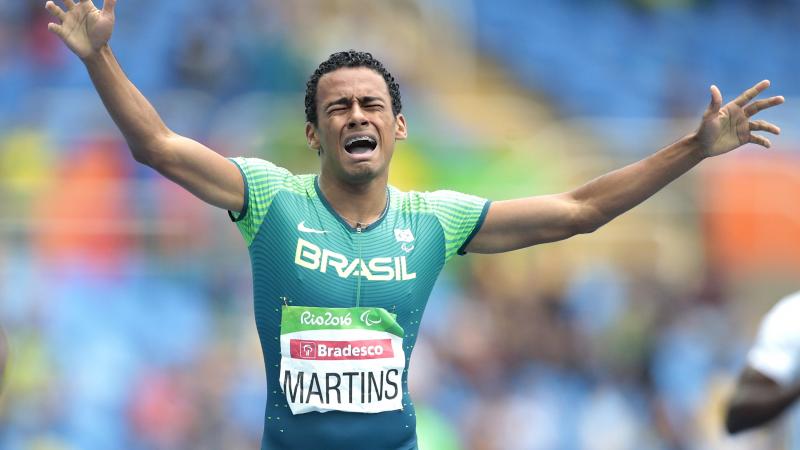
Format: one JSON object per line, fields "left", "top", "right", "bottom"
{"left": 45, "top": 0, "right": 116, "bottom": 60}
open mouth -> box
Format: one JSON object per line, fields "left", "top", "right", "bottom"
{"left": 344, "top": 135, "right": 378, "bottom": 155}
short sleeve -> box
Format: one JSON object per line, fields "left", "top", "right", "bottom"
{"left": 747, "top": 293, "right": 800, "bottom": 386}
{"left": 228, "top": 157, "right": 293, "bottom": 246}
{"left": 424, "top": 190, "right": 491, "bottom": 262}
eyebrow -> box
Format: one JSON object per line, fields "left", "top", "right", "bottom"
{"left": 324, "top": 96, "right": 385, "bottom": 110}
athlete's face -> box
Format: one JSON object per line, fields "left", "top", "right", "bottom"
{"left": 306, "top": 67, "right": 407, "bottom": 185}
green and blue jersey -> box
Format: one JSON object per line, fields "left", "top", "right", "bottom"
{"left": 229, "top": 157, "right": 489, "bottom": 450}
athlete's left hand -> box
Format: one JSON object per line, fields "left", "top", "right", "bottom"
{"left": 695, "top": 80, "right": 784, "bottom": 157}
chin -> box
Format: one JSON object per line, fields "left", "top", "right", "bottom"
{"left": 344, "top": 168, "right": 379, "bottom": 184}
{"left": 342, "top": 162, "right": 389, "bottom": 184}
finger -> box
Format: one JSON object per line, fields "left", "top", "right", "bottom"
{"left": 749, "top": 120, "right": 781, "bottom": 135}
{"left": 103, "top": 0, "right": 116, "bottom": 13}
{"left": 45, "top": 1, "right": 66, "bottom": 20}
{"left": 47, "top": 22, "right": 66, "bottom": 39}
{"left": 63, "top": 0, "right": 76, "bottom": 9}
{"left": 749, "top": 134, "right": 772, "bottom": 148}
{"left": 733, "top": 80, "right": 770, "bottom": 107}
{"left": 744, "top": 96, "right": 785, "bottom": 117}
{"left": 706, "top": 85, "right": 722, "bottom": 116}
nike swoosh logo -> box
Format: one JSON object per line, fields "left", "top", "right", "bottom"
{"left": 297, "top": 221, "right": 328, "bottom": 234}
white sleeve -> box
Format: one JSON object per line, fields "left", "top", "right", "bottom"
{"left": 747, "top": 293, "right": 800, "bottom": 386}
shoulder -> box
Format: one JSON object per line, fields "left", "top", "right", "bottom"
{"left": 391, "top": 187, "right": 433, "bottom": 215}
{"left": 229, "top": 157, "right": 292, "bottom": 179}
{"left": 747, "top": 291, "right": 800, "bottom": 385}
{"left": 761, "top": 291, "right": 800, "bottom": 334}
{"left": 391, "top": 187, "right": 490, "bottom": 260}
{"left": 394, "top": 188, "right": 487, "bottom": 211}
{"left": 771, "top": 291, "right": 800, "bottom": 314}
{"left": 230, "top": 157, "right": 311, "bottom": 193}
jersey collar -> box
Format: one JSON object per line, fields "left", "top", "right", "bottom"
{"left": 313, "top": 176, "right": 391, "bottom": 233}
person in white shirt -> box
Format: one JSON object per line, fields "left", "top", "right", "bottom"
{"left": 726, "top": 292, "right": 800, "bottom": 434}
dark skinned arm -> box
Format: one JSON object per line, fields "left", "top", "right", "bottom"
{"left": 725, "top": 366, "right": 800, "bottom": 434}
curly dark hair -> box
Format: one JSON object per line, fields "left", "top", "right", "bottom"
{"left": 305, "top": 50, "right": 402, "bottom": 125}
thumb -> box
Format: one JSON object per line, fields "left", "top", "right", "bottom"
{"left": 103, "top": 0, "right": 116, "bottom": 14}
{"left": 706, "top": 85, "right": 722, "bottom": 116}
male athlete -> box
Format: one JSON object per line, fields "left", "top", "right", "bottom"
{"left": 45, "top": 1, "right": 785, "bottom": 449}
{"left": 726, "top": 292, "right": 800, "bottom": 440}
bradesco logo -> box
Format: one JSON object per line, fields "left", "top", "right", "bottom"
{"left": 290, "top": 339, "right": 394, "bottom": 360}
{"left": 294, "top": 238, "right": 416, "bottom": 281}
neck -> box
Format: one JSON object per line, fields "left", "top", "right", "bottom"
{"left": 318, "top": 173, "right": 389, "bottom": 227}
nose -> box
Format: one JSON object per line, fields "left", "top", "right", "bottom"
{"left": 347, "top": 104, "right": 369, "bottom": 129}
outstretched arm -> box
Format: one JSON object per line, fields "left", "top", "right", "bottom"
{"left": 45, "top": 0, "right": 244, "bottom": 212}
{"left": 467, "top": 81, "right": 784, "bottom": 253}
{"left": 725, "top": 366, "right": 800, "bottom": 433}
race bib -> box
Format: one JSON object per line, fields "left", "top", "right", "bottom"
{"left": 279, "top": 306, "right": 406, "bottom": 415}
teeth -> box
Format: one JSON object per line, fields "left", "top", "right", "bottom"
{"left": 345, "top": 135, "right": 376, "bottom": 147}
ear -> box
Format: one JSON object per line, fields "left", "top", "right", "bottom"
{"left": 305, "top": 122, "right": 321, "bottom": 153}
{"left": 394, "top": 113, "right": 408, "bottom": 141}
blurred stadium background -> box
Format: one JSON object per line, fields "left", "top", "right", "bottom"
{"left": 2, "top": 0, "right": 800, "bottom": 449}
